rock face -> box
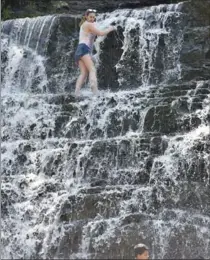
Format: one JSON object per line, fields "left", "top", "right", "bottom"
{"left": 60, "top": 0, "right": 187, "bottom": 14}
{"left": 1, "top": 0, "right": 210, "bottom": 259}
{"left": 2, "top": 0, "right": 187, "bottom": 19}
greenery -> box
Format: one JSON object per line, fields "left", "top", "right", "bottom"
{"left": 1, "top": 0, "right": 53, "bottom": 21}
{"left": 2, "top": 5, "right": 13, "bottom": 20}
{"left": 2, "top": 0, "right": 210, "bottom": 22}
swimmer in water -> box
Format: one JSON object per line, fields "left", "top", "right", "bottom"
{"left": 134, "top": 243, "right": 149, "bottom": 260}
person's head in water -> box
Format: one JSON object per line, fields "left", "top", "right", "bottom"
{"left": 134, "top": 243, "right": 149, "bottom": 260}
{"left": 79, "top": 9, "right": 97, "bottom": 27}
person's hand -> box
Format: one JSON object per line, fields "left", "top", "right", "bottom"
{"left": 109, "top": 25, "right": 116, "bottom": 32}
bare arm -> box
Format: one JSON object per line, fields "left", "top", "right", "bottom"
{"left": 87, "top": 23, "right": 115, "bottom": 36}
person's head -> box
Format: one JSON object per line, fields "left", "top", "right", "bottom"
{"left": 134, "top": 243, "right": 149, "bottom": 260}
{"left": 79, "top": 9, "right": 97, "bottom": 27}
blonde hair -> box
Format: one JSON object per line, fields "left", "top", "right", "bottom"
{"left": 79, "top": 9, "right": 96, "bottom": 27}
{"left": 79, "top": 16, "right": 86, "bottom": 27}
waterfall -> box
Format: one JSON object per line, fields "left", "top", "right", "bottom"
{"left": 95, "top": 3, "right": 184, "bottom": 88}
{"left": 1, "top": 1, "right": 210, "bottom": 259}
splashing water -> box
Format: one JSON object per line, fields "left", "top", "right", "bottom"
{"left": 1, "top": 2, "right": 210, "bottom": 259}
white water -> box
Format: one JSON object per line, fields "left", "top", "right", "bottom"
{"left": 95, "top": 2, "right": 183, "bottom": 86}
{"left": 1, "top": 2, "right": 210, "bottom": 259}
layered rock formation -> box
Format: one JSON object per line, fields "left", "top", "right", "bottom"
{"left": 2, "top": 0, "right": 188, "bottom": 19}
{"left": 1, "top": 0, "right": 210, "bottom": 259}
{"left": 58, "top": 0, "right": 187, "bottom": 14}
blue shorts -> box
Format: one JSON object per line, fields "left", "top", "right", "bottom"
{"left": 74, "top": 43, "right": 90, "bottom": 64}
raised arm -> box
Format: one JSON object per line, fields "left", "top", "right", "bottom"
{"left": 87, "top": 23, "right": 116, "bottom": 36}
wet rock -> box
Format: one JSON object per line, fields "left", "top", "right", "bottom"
{"left": 107, "top": 97, "right": 117, "bottom": 108}
{"left": 106, "top": 110, "right": 123, "bottom": 137}
{"left": 171, "top": 97, "right": 189, "bottom": 114}
{"left": 30, "top": 123, "right": 36, "bottom": 131}
{"left": 54, "top": 115, "right": 70, "bottom": 136}
{"left": 89, "top": 128, "right": 104, "bottom": 139}
{"left": 98, "top": 26, "right": 124, "bottom": 90}
{"left": 179, "top": 115, "right": 202, "bottom": 132}
{"left": 164, "top": 224, "right": 208, "bottom": 259}
{"left": 45, "top": 16, "right": 79, "bottom": 92}
{"left": 53, "top": 1, "right": 69, "bottom": 12}
{"left": 59, "top": 192, "right": 123, "bottom": 221}
{"left": 143, "top": 105, "right": 178, "bottom": 134}
{"left": 90, "top": 178, "right": 107, "bottom": 187}
{"left": 40, "top": 131, "right": 47, "bottom": 140}
{"left": 52, "top": 221, "right": 84, "bottom": 258}
{"left": 62, "top": 103, "right": 78, "bottom": 114}
{"left": 16, "top": 154, "right": 27, "bottom": 165}
{"left": 179, "top": 1, "right": 210, "bottom": 82}
{"left": 121, "top": 213, "right": 152, "bottom": 225}
{"left": 1, "top": 190, "right": 10, "bottom": 215}
{"left": 65, "top": 117, "right": 87, "bottom": 139}
{"left": 68, "top": 0, "right": 187, "bottom": 14}
{"left": 150, "top": 136, "right": 164, "bottom": 155}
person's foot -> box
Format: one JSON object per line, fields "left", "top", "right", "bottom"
{"left": 92, "top": 88, "right": 99, "bottom": 96}
{"left": 75, "top": 90, "right": 80, "bottom": 97}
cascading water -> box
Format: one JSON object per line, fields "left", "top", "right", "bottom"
{"left": 96, "top": 4, "right": 184, "bottom": 88}
{"left": 1, "top": 1, "right": 210, "bottom": 259}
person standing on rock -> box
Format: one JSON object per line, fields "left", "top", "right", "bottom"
{"left": 134, "top": 243, "right": 149, "bottom": 260}
{"left": 74, "top": 9, "right": 116, "bottom": 97}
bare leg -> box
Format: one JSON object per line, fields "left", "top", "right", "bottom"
{"left": 75, "top": 60, "right": 88, "bottom": 96}
{"left": 81, "top": 54, "right": 98, "bottom": 95}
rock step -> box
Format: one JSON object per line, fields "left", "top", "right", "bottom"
{"left": 3, "top": 132, "right": 208, "bottom": 188}
{"left": 3, "top": 80, "right": 209, "bottom": 142}
{"left": 58, "top": 178, "right": 210, "bottom": 224}
{"left": 59, "top": 186, "right": 136, "bottom": 222}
